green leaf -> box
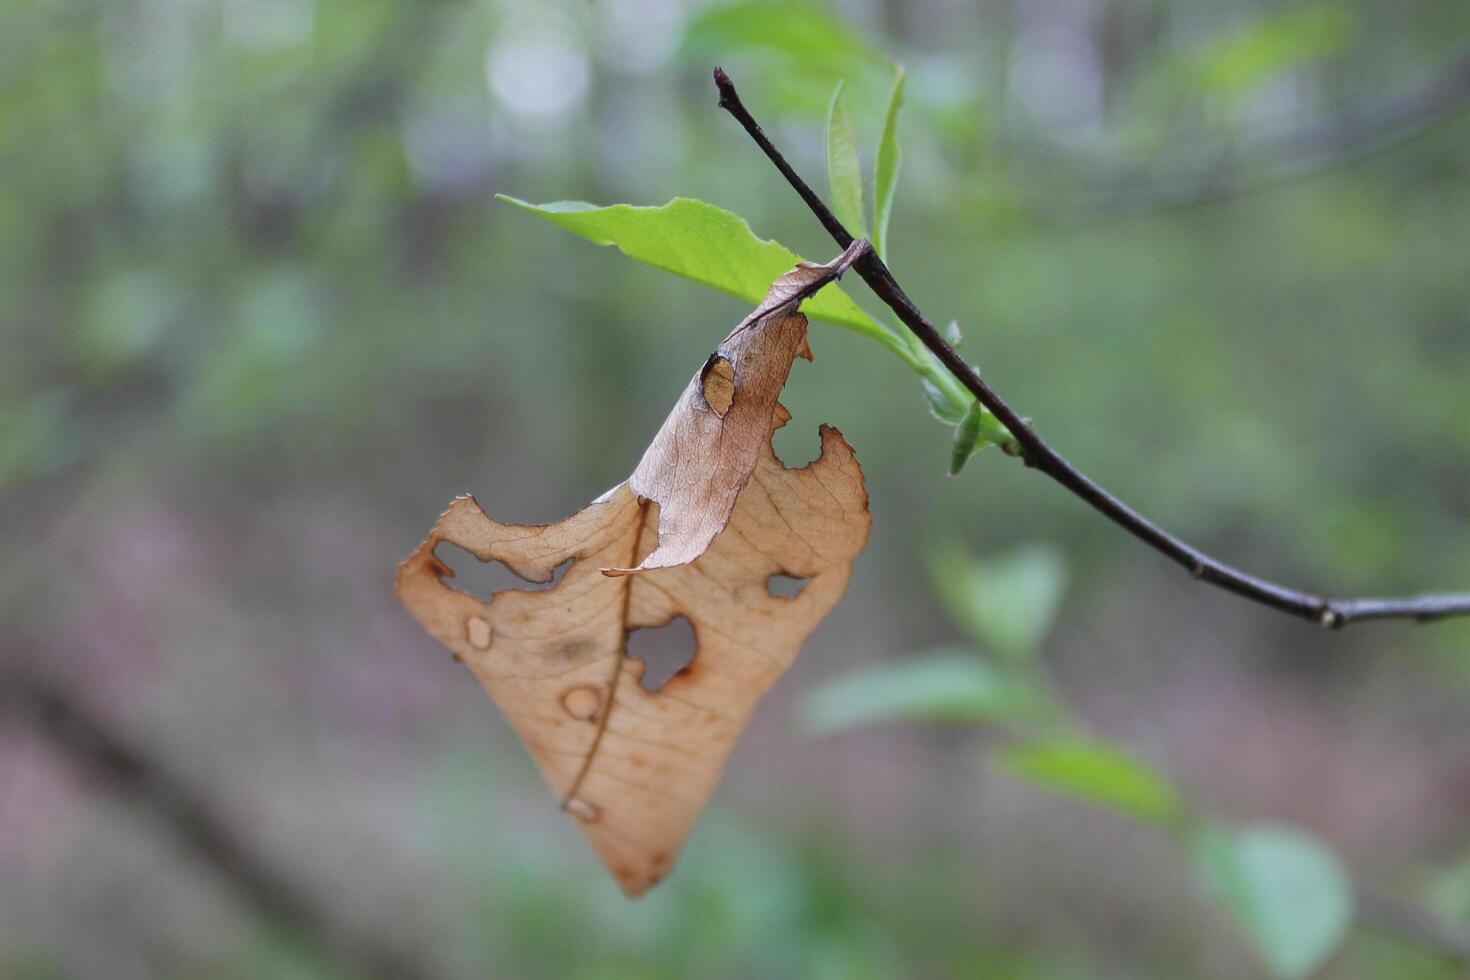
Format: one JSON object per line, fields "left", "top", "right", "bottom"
{"left": 947, "top": 400, "right": 1010, "bottom": 474}
{"left": 1428, "top": 849, "right": 1470, "bottom": 922}
{"left": 683, "top": 2, "right": 876, "bottom": 65}
{"left": 922, "top": 378, "right": 967, "bottom": 423}
{"left": 824, "top": 81, "right": 868, "bottom": 242}
{"left": 950, "top": 401, "right": 985, "bottom": 475}
{"left": 681, "top": 2, "right": 886, "bottom": 116}
{"left": 801, "top": 651, "right": 1040, "bottom": 735}
{"left": 994, "top": 737, "right": 1183, "bottom": 825}
{"left": 0, "top": 389, "right": 69, "bottom": 487}
{"left": 498, "top": 196, "right": 893, "bottom": 344}
{"left": 1194, "top": 6, "right": 1355, "bottom": 107}
{"left": 928, "top": 543, "right": 1067, "bottom": 658}
{"left": 872, "top": 64, "right": 905, "bottom": 259}
{"left": 1191, "top": 824, "right": 1353, "bottom": 979}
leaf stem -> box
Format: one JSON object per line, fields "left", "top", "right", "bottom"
{"left": 714, "top": 66, "right": 1470, "bottom": 630}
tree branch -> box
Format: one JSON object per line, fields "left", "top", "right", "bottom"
{"left": 1358, "top": 889, "right": 1470, "bottom": 964}
{"left": 1, "top": 670, "right": 427, "bottom": 980}
{"left": 713, "top": 67, "right": 1470, "bottom": 629}
{"left": 1074, "top": 49, "right": 1470, "bottom": 218}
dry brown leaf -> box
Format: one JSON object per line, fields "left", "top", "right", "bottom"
{"left": 395, "top": 245, "right": 872, "bottom": 895}
{"left": 608, "top": 243, "right": 865, "bottom": 574}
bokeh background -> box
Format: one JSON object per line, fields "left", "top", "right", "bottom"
{"left": 4, "top": 0, "right": 1470, "bottom": 977}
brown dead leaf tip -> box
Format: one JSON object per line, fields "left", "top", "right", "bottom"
{"left": 394, "top": 246, "right": 872, "bottom": 896}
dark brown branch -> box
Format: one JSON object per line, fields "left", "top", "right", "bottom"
{"left": 713, "top": 67, "right": 1470, "bottom": 630}
{"left": 1, "top": 671, "right": 427, "bottom": 980}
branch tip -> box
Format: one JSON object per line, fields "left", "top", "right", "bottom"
{"left": 713, "top": 66, "right": 734, "bottom": 107}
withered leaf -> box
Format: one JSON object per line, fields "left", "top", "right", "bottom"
{"left": 395, "top": 244, "right": 872, "bottom": 895}
{"left": 610, "top": 239, "right": 869, "bottom": 574}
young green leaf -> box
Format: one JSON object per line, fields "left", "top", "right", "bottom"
{"left": 801, "top": 651, "right": 1041, "bottom": 735}
{"left": 994, "top": 737, "right": 1184, "bottom": 825}
{"left": 948, "top": 396, "right": 1012, "bottom": 474}
{"left": 928, "top": 543, "right": 1067, "bottom": 659}
{"left": 824, "top": 81, "right": 868, "bottom": 242}
{"left": 949, "top": 403, "right": 982, "bottom": 475}
{"left": 872, "top": 64, "right": 906, "bottom": 259}
{"left": 922, "top": 378, "right": 967, "bottom": 423}
{"left": 500, "top": 194, "right": 1009, "bottom": 424}
{"left": 949, "top": 400, "right": 984, "bottom": 475}
{"left": 498, "top": 196, "right": 891, "bottom": 343}
{"left": 1191, "top": 824, "right": 1353, "bottom": 979}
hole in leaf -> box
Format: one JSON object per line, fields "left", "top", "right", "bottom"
{"left": 766, "top": 573, "right": 809, "bottom": 599}
{"left": 769, "top": 421, "right": 821, "bottom": 466}
{"left": 627, "top": 616, "right": 697, "bottom": 693}
{"left": 433, "top": 541, "right": 570, "bottom": 601}
{"left": 700, "top": 355, "right": 735, "bottom": 417}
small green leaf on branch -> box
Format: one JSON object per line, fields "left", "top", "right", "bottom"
{"left": 825, "top": 80, "right": 868, "bottom": 242}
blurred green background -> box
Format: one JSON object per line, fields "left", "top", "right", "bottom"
{"left": 3, "top": 0, "right": 1470, "bottom": 977}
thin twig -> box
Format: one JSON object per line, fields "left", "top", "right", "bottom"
{"left": 1074, "top": 49, "right": 1470, "bottom": 218}
{"left": 1358, "top": 889, "right": 1470, "bottom": 964}
{"left": 713, "top": 67, "right": 1470, "bottom": 629}
{"left": 1, "top": 671, "right": 427, "bottom": 980}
